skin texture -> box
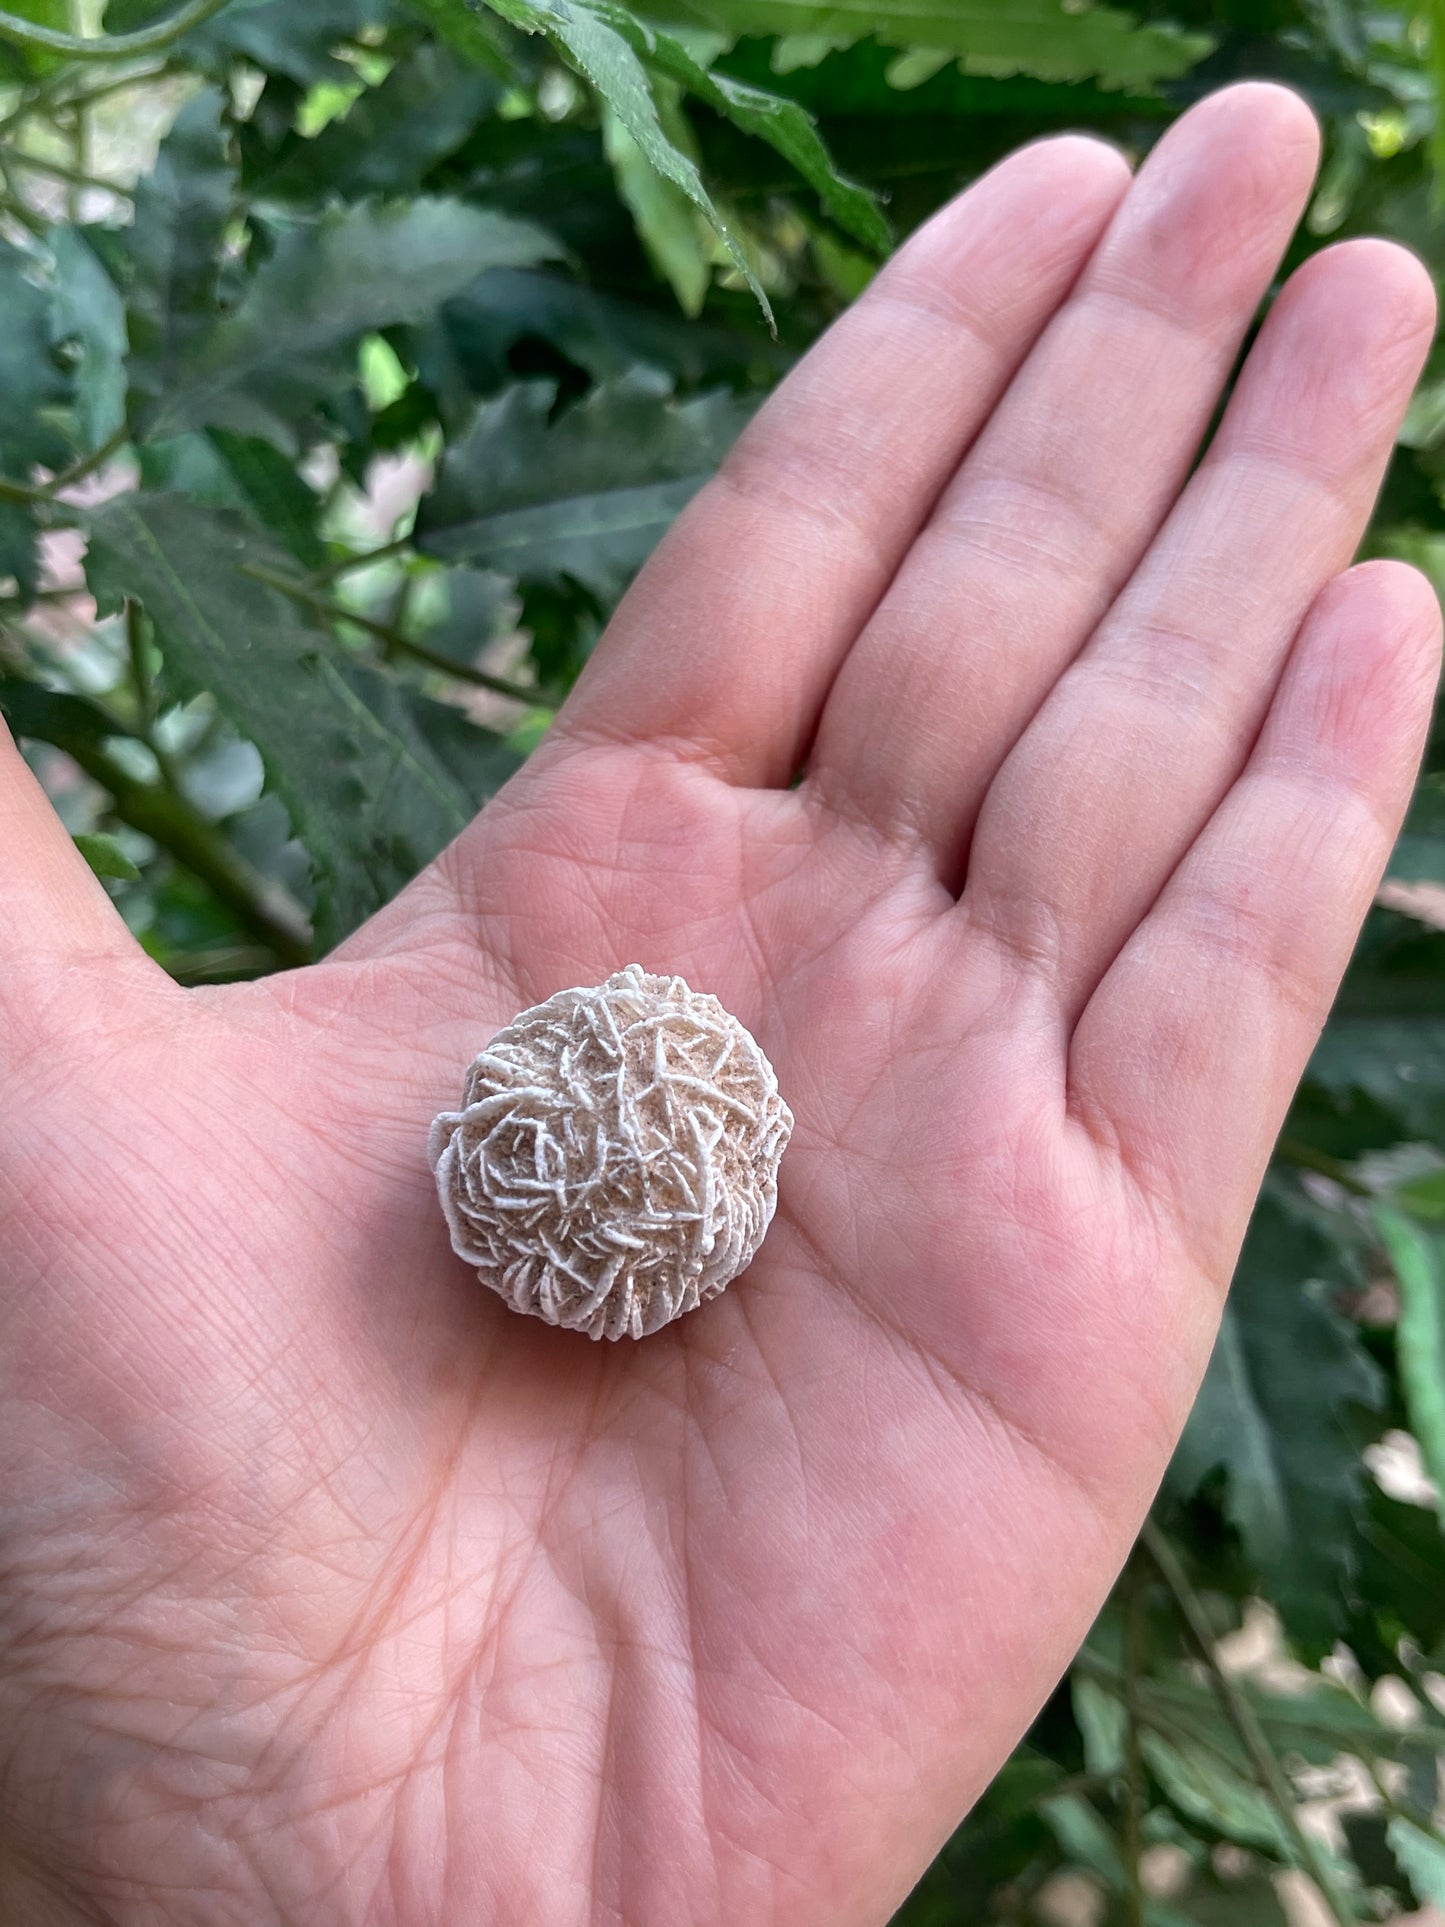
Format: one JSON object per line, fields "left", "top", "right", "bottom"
{"left": 0, "top": 81, "right": 1439, "bottom": 1927}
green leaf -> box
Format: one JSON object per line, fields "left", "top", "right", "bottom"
{"left": 1155, "top": 1873, "right": 1288, "bottom": 1927}
{"left": 602, "top": 102, "right": 712, "bottom": 314}
{"left": 189, "top": 0, "right": 394, "bottom": 83}
{"left": 1071, "top": 1673, "right": 1126, "bottom": 1777}
{"left": 416, "top": 566, "right": 514, "bottom": 666}
{"left": 109, "top": 0, "right": 396, "bottom": 84}
{"left": 1037, "top": 1798, "right": 1199, "bottom": 1922}
{"left": 125, "top": 87, "right": 237, "bottom": 431}
{"left": 646, "top": 0, "right": 1213, "bottom": 91}
{"left": 1374, "top": 1207, "right": 1445, "bottom": 1527}
{"left": 0, "top": 244, "right": 73, "bottom": 480}
{"left": 627, "top": 13, "right": 889, "bottom": 251}
{"left": 1038, "top": 1793, "right": 1127, "bottom": 1886}
{"left": 400, "top": 0, "right": 512, "bottom": 74}
{"left": 1309, "top": 1017, "right": 1445, "bottom": 1148}
{"left": 1387, "top": 1816, "right": 1445, "bottom": 1906}
{"left": 0, "top": 243, "right": 74, "bottom": 594}
{"left": 0, "top": 506, "right": 41, "bottom": 598}
{"left": 74, "top": 832, "right": 143, "bottom": 883}
{"left": 83, "top": 493, "right": 513, "bottom": 946}
{"left": 138, "top": 429, "right": 328, "bottom": 570}
{"left": 1392, "top": 1167, "right": 1445, "bottom": 1219}
{"left": 48, "top": 227, "right": 128, "bottom": 453}
{"left": 1168, "top": 1190, "right": 1385, "bottom": 1650}
{"left": 0, "top": 675, "right": 138, "bottom": 753}
{"left": 259, "top": 40, "right": 501, "bottom": 200}
{"left": 1388, "top": 775, "right": 1445, "bottom": 885}
{"left": 1126, "top": 1663, "right": 1423, "bottom": 1771}
{"left": 140, "top": 199, "right": 561, "bottom": 446}
{"left": 434, "top": 0, "right": 774, "bottom": 322}
{"left": 353, "top": 666, "right": 523, "bottom": 802}
{"left": 1350, "top": 1486, "right": 1445, "bottom": 1665}
{"left": 0, "top": 0, "right": 70, "bottom": 77}
{"left": 1138, "top": 1730, "right": 1291, "bottom": 1858}
{"left": 508, "top": 0, "right": 891, "bottom": 258}
{"left": 415, "top": 371, "right": 754, "bottom": 601}
{"left": 703, "top": 65, "right": 887, "bottom": 248}
{"left": 418, "top": 268, "right": 778, "bottom": 426}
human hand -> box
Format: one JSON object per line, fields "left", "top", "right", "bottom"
{"left": 1, "top": 80, "right": 1437, "bottom": 1927}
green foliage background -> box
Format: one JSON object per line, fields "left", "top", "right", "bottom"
{"left": 0, "top": 0, "right": 1444, "bottom": 1918}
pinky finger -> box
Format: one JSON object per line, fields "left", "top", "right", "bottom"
{"left": 1068, "top": 560, "right": 1442, "bottom": 1272}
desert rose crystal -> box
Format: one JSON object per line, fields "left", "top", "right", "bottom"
{"left": 429, "top": 965, "right": 793, "bottom": 1339}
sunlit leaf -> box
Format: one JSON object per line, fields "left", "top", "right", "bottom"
{"left": 643, "top": 0, "right": 1212, "bottom": 90}
{"left": 74, "top": 831, "right": 143, "bottom": 882}
{"left": 1375, "top": 1207, "right": 1445, "bottom": 1527}
{"left": 1387, "top": 1816, "right": 1445, "bottom": 1906}
{"left": 423, "top": 0, "right": 774, "bottom": 320}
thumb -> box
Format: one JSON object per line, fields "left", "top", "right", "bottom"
{"left": 1, "top": 713, "right": 157, "bottom": 1067}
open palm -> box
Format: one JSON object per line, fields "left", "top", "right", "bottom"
{"left": 2, "top": 83, "right": 1439, "bottom": 1927}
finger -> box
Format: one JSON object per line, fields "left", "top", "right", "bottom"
{"left": 806, "top": 82, "right": 1320, "bottom": 880}
{"left": 555, "top": 132, "right": 1131, "bottom": 784}
{"left": 0, "top": 719, "right": 150, "bottom": 1064}
{"left": 962, "top": 236, "right": 1435, "bottom": 1021}
{"left": 1069, "top": 560, "right": 1441, "bottom": 1265}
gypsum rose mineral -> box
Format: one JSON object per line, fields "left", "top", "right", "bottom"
{"left": 429, "top": 965, "right": 793, "bottom": 1339}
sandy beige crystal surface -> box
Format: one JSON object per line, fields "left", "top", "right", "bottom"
{"left": 430, "top": 965, "right": 793, "bottom": 1340}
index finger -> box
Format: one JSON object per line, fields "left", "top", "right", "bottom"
{"left": 556, "top": 134, "right": 1131, "bottom": 785}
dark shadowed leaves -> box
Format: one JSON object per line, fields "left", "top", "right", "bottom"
{"left": 0, "top": 244, "right": 74, "bottom": 592}
{"left": 48, "top": 227, "right": 128, "bottom": 453}
{"left": 431, "top": 0, "right": 773, "bottom": 318}
{"left": 415, "top": 370, "right": 754, "bottom": 600}
{"left": 258, "top": 40, "right": 501, "bottom": 201}
{"left": 106, "top": 0, "right": 396, "bottom": 83}
{"left": 138, "top": 199, "right": 561, "bottom": 446}
{"left": 417, "top": 268, "right": 781, "bottom": 428}
{"left": 1309, "top": 1016, "right": 1445, "bottom": 1148}
{"left": 125, "top": 87, "right": 237, "bottom": 432}
{"left": 84, "top": 494, "right": 516, "bottom": 945}
{"left": 1167, "top": 1189, "right": 1385, "bottom": 1651}
{"left": 138, "top": 430, "right": 328, "bottom": 570}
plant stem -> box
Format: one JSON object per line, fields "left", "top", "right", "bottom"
{"left": 0, "top": 0, "right": 233, "bottom": 61}
{"left": 1275, "top": 1137, "right": 1372, "bottom": 1197}
{"left": 122, "top": 595, "right": 186, "bottom": 791}
{"left": 0, "top": 424, "right": 129, "bottom": 511}
{"left": 18, "top": 693, "right": 311, "bottom": 965}
{"left": 307, "top": 529, "right": 416, "bottom": 585}
{"left": 82, "top": 739, "right": 312, "bottom": 966}
{"left": 375, "top": 620, "right": 546, "bottom": 704}
{"left": 126, "top": 597, "right": 155, "bottom": 736}
{"left": 1122, "top": 1566, "right": 1147, "bottom": 1927}
{"left": 1141, "top": 1520, "right": 1360, "bottom": 1926}
{"left": 0, "top": 60, "right": 169, "bottom": 136}
{"left": 0, "top": 584, "right": 87, "bottom": 609}
{"left": 67, "top": 0, "right": 83, "bottom": 222}
{"left": 49, "top": 422, "right": 131, "bottom": 494}
{"left": 0, "top": 157, "right": 45, "bottom": 237}
{"left": 241, "top": 562, "right": 547, "bottom": 706}
{"left": 8, "top": 145, "right": 133, "bottom": 198}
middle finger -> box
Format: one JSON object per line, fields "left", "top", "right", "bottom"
{"left": 804, "top": 83, "right": 1318, "bottom": 886}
